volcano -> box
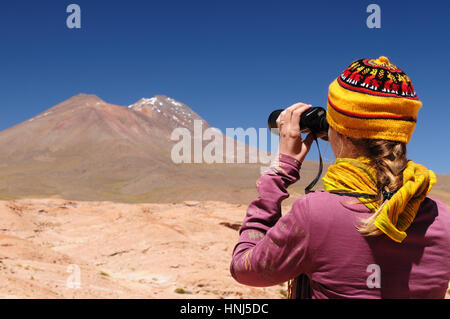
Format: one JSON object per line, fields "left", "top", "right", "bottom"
{"left": 0, "top": 94, "right": 281, "bottom": 203}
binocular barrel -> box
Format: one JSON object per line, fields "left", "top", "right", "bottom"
{"left": 267, "top": 106, "right": 329, "bottom": 138}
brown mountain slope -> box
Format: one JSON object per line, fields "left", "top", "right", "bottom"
{"left": 0, "top": 94, "right": 327, "bottom": 204}
{"left": 0, "top": 93, "right": 447, "bottom": 206}
{"left": 0, "top": 94, "right": 178, "bottom": 201}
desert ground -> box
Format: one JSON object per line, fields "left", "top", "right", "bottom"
{"left": 0, "top": 197, "right": 448, "bottom": 299}
{"left": 0, "top": 198, "right": 289, "bottom": 299}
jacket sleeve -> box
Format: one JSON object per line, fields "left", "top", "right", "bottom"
{"left": 230, "top": 153, "right": 312, "bottom": 287}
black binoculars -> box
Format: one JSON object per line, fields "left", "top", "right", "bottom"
{"left": 267, "top": 106, "right": 329, "bottom": 140}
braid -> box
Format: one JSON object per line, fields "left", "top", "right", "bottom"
{"left": 348, "top": 137, "right": 408, "bottom": 236}
{"left": 365, "top": 140, "right": 408, "bottom": 202}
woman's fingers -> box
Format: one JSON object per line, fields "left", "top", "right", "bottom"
{"left": 277, "top": 102, "right": 315, "bottom": 162}
{"left": 277, "top": 102, "right": 313, "bottom": 138}
{"left": 285, "top": 103, "right": 304, "bottom": 124}
{"left": 277, "top": 103, "right": 310, "bottom": 129}
{"left": 283, "top": 105, "right": 294, "bottom": 126}
{"left": 291, "top": 104, "right": 312, "bottom": 131}
{"left": 276, "top": 110, "right": 287, "bottom": 129}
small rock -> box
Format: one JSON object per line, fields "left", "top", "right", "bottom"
{"left": 183, "top": 201, "right": 200, "bottom": 207}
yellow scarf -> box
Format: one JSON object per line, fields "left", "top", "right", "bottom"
{"left": 322, "top": 157, "right": 436, "bottom": 243}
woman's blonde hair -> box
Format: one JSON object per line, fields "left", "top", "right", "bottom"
{"left": 342, "top": 133, "right": 408, "bottom": 236}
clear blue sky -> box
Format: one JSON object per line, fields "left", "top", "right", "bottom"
{"left": 1, "top": 0, "right": 449, "bottom": 172}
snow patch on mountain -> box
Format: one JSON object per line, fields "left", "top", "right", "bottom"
{"left": 128, "top": 95, "right": 207, "bottom": 129}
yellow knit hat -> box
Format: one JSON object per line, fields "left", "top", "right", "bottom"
{"left": 327, "top": 56, "right": 422, "bottom": 144}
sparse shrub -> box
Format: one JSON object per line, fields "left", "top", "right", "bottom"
{"left": 174, "top": 288, "right": 187, "bottom": 294}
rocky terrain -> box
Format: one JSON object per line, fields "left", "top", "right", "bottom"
{"left": 0, "top": 198, "right": 290, "bottom": 299}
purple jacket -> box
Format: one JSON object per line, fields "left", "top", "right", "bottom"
{"left": 230, "top": 154, "right": 450, "bottom": 298}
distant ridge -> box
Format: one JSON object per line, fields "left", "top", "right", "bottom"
{"left": 0, "top": 94, "right": 281, "bottom": 203}
{"left": 2, "top": 93, "right": 445, "bottom": 205}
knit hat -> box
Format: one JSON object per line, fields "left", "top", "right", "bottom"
{"left": 327, "top": 56, "right": 422, "bottom": 144}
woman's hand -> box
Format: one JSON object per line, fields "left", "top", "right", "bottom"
{"left": 276, "top": 103, "right": 317, "bottom": 163}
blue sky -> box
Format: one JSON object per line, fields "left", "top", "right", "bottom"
{"left": 1, "top": 0, "right": 449, "bottom": 172}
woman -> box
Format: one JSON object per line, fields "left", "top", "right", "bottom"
{"left": 230, "top": 56, "right": 450, "bottom": 298}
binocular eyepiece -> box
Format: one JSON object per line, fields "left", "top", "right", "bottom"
{"left": 267, "top": 106, "right": 329, "bottom": 141}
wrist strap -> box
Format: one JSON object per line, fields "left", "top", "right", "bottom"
{"left": 305, "top": 134, "right": 323, "bottom": 194}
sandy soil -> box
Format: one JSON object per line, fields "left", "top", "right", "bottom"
{"left": 0, "top": 198, "right": 448, "bottom": 299}
{"left": 0, "top": 199, "right": 287, "bottom": 299}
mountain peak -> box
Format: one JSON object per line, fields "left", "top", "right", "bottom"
{"left": 128, "top": 95, "right": 208, "bottom": 129}
{"left": 28, "top": 94, "right": 110, "bottom": 122}
{"left": 69, "top": 94, "right": 106, "bottom": 104}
